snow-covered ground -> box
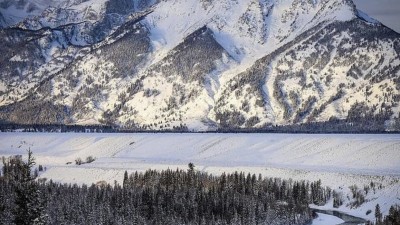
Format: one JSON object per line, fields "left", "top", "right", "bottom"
{"left": 311, "top": 213, "right": 344, "bottom": 225}
{"left": 0, "top": 132, "right": 399, "bottom": 222}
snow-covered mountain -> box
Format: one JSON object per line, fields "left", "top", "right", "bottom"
{"left": 0, "top": 0, "right": 399, "bottom": 131}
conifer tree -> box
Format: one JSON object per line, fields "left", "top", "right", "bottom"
{"left": 375, "top": 204, "right": 382, "bottom": 224}
{"left": 123, "top": 170, "right": 129, "bottom": 188}
{"left": 13, "top": 149, "right": 48, "bottom": 225}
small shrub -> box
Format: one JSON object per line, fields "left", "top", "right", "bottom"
{"left": 86, "top": 156, "right": 96, "bottom": 164}
{"left": 75, "top": 157, "right": 83, "bottom": 165}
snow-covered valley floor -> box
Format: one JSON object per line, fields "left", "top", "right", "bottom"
{"left": 0, "top": 132, "right": 399, "bottom": 222}
{"left": 311, "top": 212, "right": 345, "bottom": 225}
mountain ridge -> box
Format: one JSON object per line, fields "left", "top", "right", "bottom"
{"left": 0, "top": 0, "right": 399, "bottom": 131}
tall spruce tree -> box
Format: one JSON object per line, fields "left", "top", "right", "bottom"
{"left": 375, "top": 204, "right": 382, "bottom": 224}
{"left": 13, "top": 149, "right": 47, "bottom": 225}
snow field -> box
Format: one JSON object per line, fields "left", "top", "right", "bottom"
{"left": 311, "top": 213, "right": 344, "bottom": 225}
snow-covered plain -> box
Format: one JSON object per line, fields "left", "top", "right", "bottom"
{"left": 0, "top": 132, "right": 399, "bottom": 222}
{"left": 311, "top": 213, "right": 344, "bottom": 225}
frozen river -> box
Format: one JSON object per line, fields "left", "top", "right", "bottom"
{"left": 311, "top": 209, "right": 366, "bottom": 225}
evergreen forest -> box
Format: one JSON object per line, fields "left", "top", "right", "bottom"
{"left": 1, "top": 152, "right": 399, "bottom": 225}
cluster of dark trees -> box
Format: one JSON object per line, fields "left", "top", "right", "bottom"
{"left": 150, "top": 26, "right": 226, "bottom": 84}
{"left": 366, "top": 204, "right": 400, "bottom": 225}
{"left": 2, "top": 117, "right": 399, "bottom": 133}
{"left": 0, "top": 153, "right": 336, "bottom": 225}
{"left": 0, "top": 123, "right": 190, "bottom": 133}
{"left": 0, "top": 151, "right": 47, "bottom": 225}
{"left": 0, "top": 123, "right": 116, "bottom": 133}
{"left": 2, "top": 152, "right": 399, "bottom": 225}
{"left": 216, "top": 118, "right": 400, "bottom": 134}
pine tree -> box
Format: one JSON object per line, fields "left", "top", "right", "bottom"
{"left": 375, "top": 204, "right": 382, "bottom": 224}
{"left": 188, "top": 162, "right": 195, "bottom": 173}
{"left": 13, "top": 149, "right": 48, "bottom": 225}
{"left": 123, "top": 170, "right": 129, "bottom": 188}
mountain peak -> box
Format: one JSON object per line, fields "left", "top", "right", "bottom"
{"left": 0, "top": 0, "right": 399, "bottom": 131}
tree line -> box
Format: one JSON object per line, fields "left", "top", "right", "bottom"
{"left": 0, "top": 152, "right": 330, "bottom": 225}
{"left": 1, "top": 152, "right": 399, "bottom": 224}
{"left": 1, "top": 118, "right": 399, "bottom": 133}
{"left": 366, "top": 204, "right": 400, "bottom": 225}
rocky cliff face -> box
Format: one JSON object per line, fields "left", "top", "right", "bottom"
{"left": 0, "top": 0, "right": 399, "bottom": 131}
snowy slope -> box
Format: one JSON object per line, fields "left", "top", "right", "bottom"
{"left": 0, "top": 0, "right": 64, "bottom": 27}
{"left": 0, "top": 0, "right": 399, "bottom": 131}
{"left": 144, "top": 0, "right": 355, "bottom": 64}
{"left": 0, "top": 0, "right": 130, "bottom": 29}
{"left": 0, "top": 133, "right": 399, "bottom": 221}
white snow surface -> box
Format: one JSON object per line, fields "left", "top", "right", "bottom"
{"left": 357, "top": 9, "right": 380, "bottom": 24}
{"left": 0, "top": 132, "right": 399, "bottom": 221}
{"left": 144, "top": 0, "right": 356, "bottom": 65}
{"left": 0, "top": 0, "right": 107, "bottom": 28}
{"left": 0, "top": 0, "right": 64, "bottom": 27}
{"left": 311, "top": 213, "right": 344, "bottom": 225}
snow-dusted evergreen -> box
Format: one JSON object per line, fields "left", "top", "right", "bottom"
{"left": 0, "top": 0, "right": 399, "bottom": 131}
{"left": 0, "top": 154, "right": 331, "bottom": 225}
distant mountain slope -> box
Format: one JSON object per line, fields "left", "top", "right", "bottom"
{"left": 0, "top": 0, "right": 399, "bottom": 131}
